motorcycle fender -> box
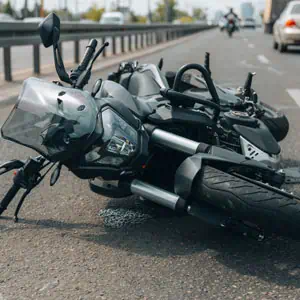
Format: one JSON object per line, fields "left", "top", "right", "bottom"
{"left": 174, "top": 147, "right": 273, "bottom": 199}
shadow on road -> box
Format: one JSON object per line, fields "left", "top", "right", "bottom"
{"left": 2, "top": 196, "right": 300, "bottom": 288}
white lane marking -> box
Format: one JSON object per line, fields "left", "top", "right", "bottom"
{"left": 257, "top": 55, "right": 270, "bottom": 64}
{"left": 240, "top": 60, "right": 262, "bottom": 69}
{"left": 287, "top": 89, "right": 300, "bottom": 108}
{"left": 267, "top": 66, "right": 284, "bottom": 76}
{"left": 248, "top": 43, "right": 255, "bottom": 48}
{"left": 275, "top": 105, "right": 299, "bottom": 110}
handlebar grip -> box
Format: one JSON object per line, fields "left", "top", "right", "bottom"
{"left": 161, "top": 88, "right": 195, "bottom": 107}
{"left": 78, "top": 39, "right": 98, "bottom": 72}
{"left": 0, "top": 184, "right": 20, "bottom": 215}
{"left": 160, "top": 88, "right": 220, "bottom": 118}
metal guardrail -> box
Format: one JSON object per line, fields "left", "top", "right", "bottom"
{"left": 0, "top": 22, "right": 214, "bottom": 82}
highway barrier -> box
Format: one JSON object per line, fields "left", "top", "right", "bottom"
{"left": 0, "top": 22, "right": 214, "bottom": 82}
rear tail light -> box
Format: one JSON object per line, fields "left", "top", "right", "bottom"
{"left": 285, "top": 19, "right": 297, "bottom": 27}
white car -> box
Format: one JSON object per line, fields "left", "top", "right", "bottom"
{"left": 273, "top": 0, "right": 300, "bottom": 53}
{"left": 0, "top": 13, "right": 15, "bottom": 22}
{"left": 218, "top": 18, "right": 227, "bottom": 31}
{"left": 23, "top": 17, "right": 44, "bottom": 23}
{"left": 241, "top": 18, "right": 256, "bottom": 29}
{"left": 80, "top": 19, "right": 97, "bottom": 24}
{"left": 100, "top": 12, "right": 125, "bottom": 25}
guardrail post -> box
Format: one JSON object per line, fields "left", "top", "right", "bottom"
{"left": 140, "top": 33, "right": 144, "bottom": 48}
{"left": 156, "top": 32, "right": 160, "bottom": 44}
{"left": 128, "top": 34, "right": 132, "bottom": 52}
{"left": 74, "top": 40, "right": 80, "bottom": 63}
{"left": 33, "top": 44, "right": 40, "bottom": 74}
{"left": 3, "top": 47, "right": 12, "bottom": 82}
{"left": 121, "top": 35, "right": 125, "bottom": 53}
{"left": 102, "top": 37, "right": 107, "bottom": 57}
{"left": 112, "top": 37, "right": 117, "bottom": 55}
{"left": 135, "top": 34, "right": 139, "bottom": 49}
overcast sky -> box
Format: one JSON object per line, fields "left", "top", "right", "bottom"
{"left": 5, "top": 0, "right": 266, "bottom": 16}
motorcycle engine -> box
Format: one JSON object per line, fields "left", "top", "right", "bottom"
{"left": 222, "top": 110, "right": 258, "bottom": 129}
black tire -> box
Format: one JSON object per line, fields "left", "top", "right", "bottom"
{"left": 279, "top": 43, "right": 287, "bottom": 53}
{"left": 194, "top": 166, "right": 300, "bottom": 238}
{"left": 273, "top": 41, "right": 278, "bottom": 50}
{"left": 259, "top": 101, "right": 289, "bottom": 142}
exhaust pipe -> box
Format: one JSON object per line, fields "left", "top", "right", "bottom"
{"left": 130, "top": 179, "right": 187, "bottom": 212}
{"left": 151, "top": 129, "right": 202, "bottom": 155}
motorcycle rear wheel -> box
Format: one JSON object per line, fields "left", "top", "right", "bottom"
{"left": 194, "top": 166, "right": 300, "bottom": 238}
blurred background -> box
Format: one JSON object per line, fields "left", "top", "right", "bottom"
{"left": 0, "top": 0, "right": 265, "bottom": 25}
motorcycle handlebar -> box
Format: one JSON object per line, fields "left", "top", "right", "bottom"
{"left": 78, "top": 39, "right": 98, "bottom": 72}
{"left": 0, "top": 183, "right": 20, "bottom": 216}
{"left": 160, "top": 88, "right": 220, "bottom": 121}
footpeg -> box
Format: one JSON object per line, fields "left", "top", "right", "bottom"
{"left": 281, "top": 168, "right": 300, "bottom": 184}
{"left": 221, "top": 219, "right": 265, "bottom": 242}
{"left": 187, "top": 203, "right": 265, "bottom": 241}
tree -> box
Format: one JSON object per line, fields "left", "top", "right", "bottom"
{"left": 193, "top": 8, "right": 204, "bottom": 20}
{"left": 3, "top": 0, "right": 14, "bottom": 16}
{"left": 179, "top": 16, "right": 194, "bottom": 23}
{"left": 260, "top": 10, "right": 264, "bottom": 20}
{"left": 83, "top": 5, "right": 105, "bottom": 22}
{"left": 153, "top": 0, "right": 189, "bottom": 23}
{"left": 176, "top": 9, "right": 189, "bottom": 19}
{"left": 130, "top": 12, "right": 147, "bottom": 24}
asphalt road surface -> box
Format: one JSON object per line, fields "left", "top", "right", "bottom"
{"left": 2, "top": 28, "right": 300, "bottom": 300}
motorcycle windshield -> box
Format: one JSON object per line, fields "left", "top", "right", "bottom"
{"left": 1, "top": 78, "right": 98, "bottom": 161}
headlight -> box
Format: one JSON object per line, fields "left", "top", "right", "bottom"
{"left": 85, "top": 108, "right": 139, "bottom": 167}
{"left": 106, "top": 135, "right": 136, "bottom": 156}
{"left": 102, "top": 109, "right": 138, "bottom": 156}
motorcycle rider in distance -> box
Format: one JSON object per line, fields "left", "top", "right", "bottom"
{"left": 224, "top": 8, "right": 240, "bottom": 32}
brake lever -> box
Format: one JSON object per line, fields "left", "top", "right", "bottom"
{"left": 0, "top": 160, "right": 25, "bottom": 175}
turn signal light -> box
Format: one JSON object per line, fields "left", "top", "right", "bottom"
{"left": 285, "top": 19, "right": 297, "bottom": 27}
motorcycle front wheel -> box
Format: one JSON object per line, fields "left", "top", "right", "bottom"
{"left": 193, "top": 166, "right": 300, "bottom": 238}
{"left": 259, "top": 101, "right": 289, "bottom": 142}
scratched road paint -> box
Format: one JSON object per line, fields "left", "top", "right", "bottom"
{"left": 248, "top": 44, "right": 255, "bottom": 49}
{"left": 287, "top": 89, "right": 300, "bottom": 108}
{"left": 268, "top": 66, "right": 283, "bottom": 76}
{"left": 240, "top": 60, "right": 262, "bottom": 69}
{"left": 257, "top": 55, "right": 270, "bottom": 64}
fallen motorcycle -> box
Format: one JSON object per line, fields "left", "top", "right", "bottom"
{"left": 165, "top": 52, "right": 290, "bottom": 143}
{"left": 108, "top": 59, "right": 283, "bottom": 170}
{"left": 1, "top": 13, "right": 300, "bottom": 241}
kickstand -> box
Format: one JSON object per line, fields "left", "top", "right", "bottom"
{"left": 282, "top": 168, "right": 300, "bottom": 184}
{"left": 14, "top": 189, "right": 31, "bottom": 223}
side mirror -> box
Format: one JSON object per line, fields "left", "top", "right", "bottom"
{"left": 39, "top": 13, "right": 61, "bottom": 48}
{"left": 39, "top": 13, "right": 71, "bottom": 84}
